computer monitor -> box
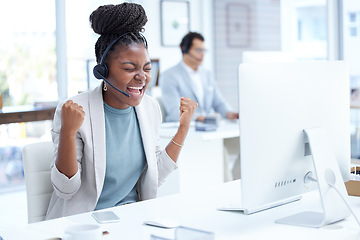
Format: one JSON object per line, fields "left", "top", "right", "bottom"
{"left": 221, "top": 61, "right": 352, "bottom": 228}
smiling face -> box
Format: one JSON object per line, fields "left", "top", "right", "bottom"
{"left": 103, "top": 43, "right": 151, "bottom": 109}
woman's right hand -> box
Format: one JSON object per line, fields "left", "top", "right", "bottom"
{"left": 61, "top": 100, "right": 85, "bottom": 136}
{"left": 56, "top": 100, "right": 85, "bottom": 178}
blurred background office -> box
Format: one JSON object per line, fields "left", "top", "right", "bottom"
{"left": 1, "top": 0, "right": 360, "bottom": 228}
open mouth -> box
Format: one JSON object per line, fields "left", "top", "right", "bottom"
{"left": 127, "top": 85, "right": 145, "bottom": 96}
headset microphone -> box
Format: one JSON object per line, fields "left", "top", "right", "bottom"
{"left": 187, "top": 52, "right": 202, "bottom": 62}
{"left": 94, "top": 71, "right": 130, "bottom": 97}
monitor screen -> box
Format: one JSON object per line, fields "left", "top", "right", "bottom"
{"left": 235, "top": 60, "right": 351, "bottom": 225}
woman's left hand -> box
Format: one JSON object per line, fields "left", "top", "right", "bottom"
{"left": 179, "top": 97, "right": 197, "bottom": 127}
{"left": 166, "top": 97, "right": 197, "bottom": 163}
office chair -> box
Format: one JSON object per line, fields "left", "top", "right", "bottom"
{"left": 22, "top": 141, "right": 54, "bottom": 223}
{"left": 155, "top": 96, "right": 167, "bottom": 122}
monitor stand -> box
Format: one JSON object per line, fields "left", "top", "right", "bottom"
{"left": 275, "top": 127, "right": 350, "bottom": 228}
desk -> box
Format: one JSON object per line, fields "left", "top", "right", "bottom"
{"left": 1, "top": 180, "right": 360, "bottom": 240}
{"left": 0, "top": 105, "right": 56, "bottom": 125}
{"left": 158, "top": 120, "right": 240, "bottom": 197}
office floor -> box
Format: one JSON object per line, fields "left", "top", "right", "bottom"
{"left": 0, "top": 189, "right": 27, "bottom": 230}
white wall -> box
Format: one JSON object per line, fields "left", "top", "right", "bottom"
{"left": 214, "top": 0, "right": 281, "bottom": 110}
{"left": 139, "top": 0, "right": 214, "bottom": 73}
{"left": 142, "top": 0, "right": 282, "bottom": 110}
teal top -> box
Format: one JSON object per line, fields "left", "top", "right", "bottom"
{"left": 95, "top": 102, "right": 146, "bottom": 210}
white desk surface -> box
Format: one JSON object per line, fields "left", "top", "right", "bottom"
{"left": 160, "top": 119, "right": 239, "bottom": 140}
{"left": 158, "top": 119, "right": 240, "bottom": 196}
{"left": 1, "top": 180, "right": 360, "bottom": 240}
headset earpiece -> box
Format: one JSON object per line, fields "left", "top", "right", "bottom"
{"left": 181, "top": 35, "right": 192, "bottom": 54}
{"left": 181, "top": 38, "right": 190, "bottom": 54}
{"left": 93, "top": 64, "right": 109, "bottom": 80}
{"left": 93, "top": 32, "right": 135, "bottom": 81}
{"left": 181, "top": 46, "right": 189, "bottom": 54}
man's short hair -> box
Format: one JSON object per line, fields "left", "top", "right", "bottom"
{"left": 180, "top": 32, "right": 204, "bottom": 54}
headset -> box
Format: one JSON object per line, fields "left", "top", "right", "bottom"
{"left": 93, "top": 32, "right": 147, "bottom": 97}
{"left": 180, "top": 34, "right": 192, "bottom": 54}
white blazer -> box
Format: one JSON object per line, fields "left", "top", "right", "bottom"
{"left": 45, "top": 84, "right": 177, "bottom": 220}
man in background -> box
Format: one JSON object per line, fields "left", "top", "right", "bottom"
{"left": 159, "top": 32, "right": 238, "bottom": 122}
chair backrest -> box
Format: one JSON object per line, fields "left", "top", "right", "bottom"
{"left": 22, "top": 141, "right": 54, "bottom": 223}
{"left": 155, "top": 96, "right": 167, "bottom": 122}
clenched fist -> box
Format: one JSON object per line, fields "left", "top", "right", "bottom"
{"left": 60, "top": 100, "right": 85, "bottom": 136}
{"left": 179, "top": 97, "right": 197, "bottom": 127}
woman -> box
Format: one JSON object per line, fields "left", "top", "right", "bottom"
{"left": 45, "top": 3, "right": 197, "bottom": 220}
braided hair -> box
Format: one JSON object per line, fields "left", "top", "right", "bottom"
{"left": 89, "top": 3, "right": 148, "bottom": 63}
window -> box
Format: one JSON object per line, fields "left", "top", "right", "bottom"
{"left": 343, "top": 1, "right": 360, "bottom": 158}
{"left": 0, "top": 0, "right": 123, "bottom": 192}
{"left": 0, "top": 0, "right": 57, "bottom": 106}
{"left": 282, "top": 0, "right": 328, "bottom": 60}
{"left": 0, "top": 1, "right": 56, "bottom": 191}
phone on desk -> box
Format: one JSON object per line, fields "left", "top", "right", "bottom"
{"left": 92, "top": 211, "right": 120, "bottom": 224}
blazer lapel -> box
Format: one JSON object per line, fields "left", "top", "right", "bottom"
{"left": 135, "top": 100, "right": 157, "bottom": 194}
{"left": 88, "top": 84, "right": 106, "bottom": 199}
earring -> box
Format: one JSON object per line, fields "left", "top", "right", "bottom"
{"left": 103, "top": 81, "right": 107, "bottom": 91}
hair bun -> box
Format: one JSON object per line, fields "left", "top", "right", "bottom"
{"left": 90, "top": 3, "right": 147, "bottom": 35}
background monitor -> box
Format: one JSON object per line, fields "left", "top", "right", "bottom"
{"left": 236, "top": 61, "right": 351, "bottom": 225}
{"left": 241, "top": 51, "right": 294, "bottom": 63}
{"left": 149, "top": 58, "right": 160, "bottom": 88}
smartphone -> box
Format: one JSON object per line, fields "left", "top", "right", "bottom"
{"left": 92, "top": 211, "right": 120, "bottom": 224}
